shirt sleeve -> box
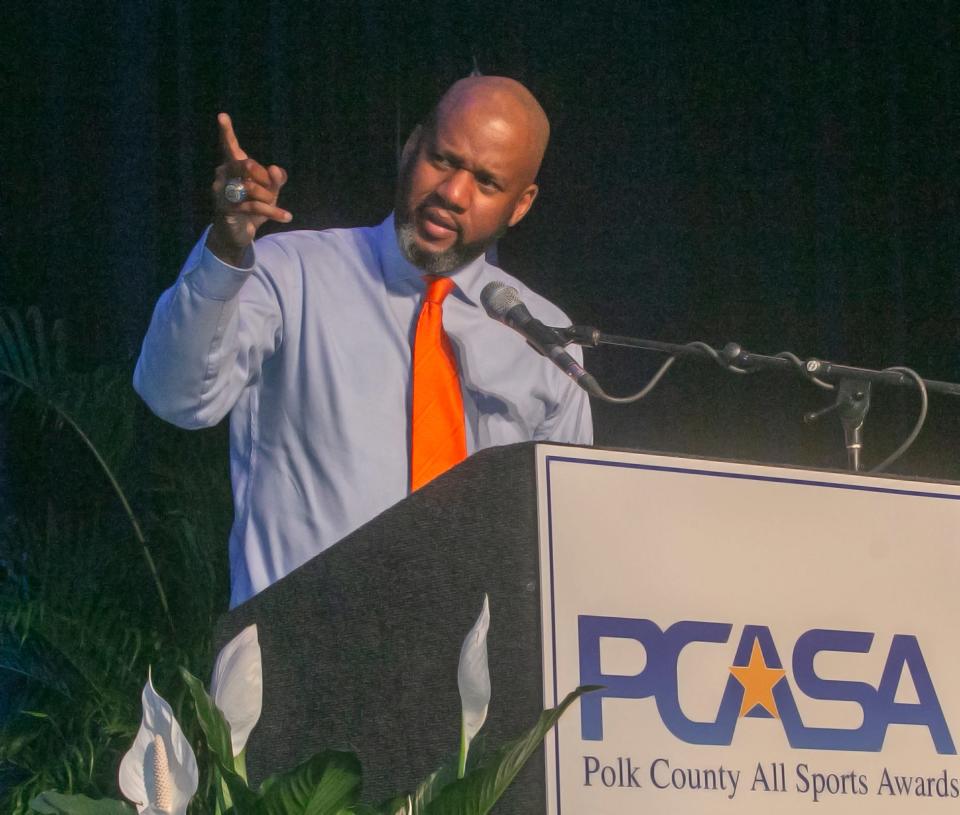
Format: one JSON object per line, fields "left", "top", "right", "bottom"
{"left": 132, "top": 229, "right": 283, "bottom": 429}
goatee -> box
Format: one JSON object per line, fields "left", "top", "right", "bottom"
{"left": 394, "top": 218, "right": 489, "bottom": 276}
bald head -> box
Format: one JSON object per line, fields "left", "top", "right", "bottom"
{"left": 428, "top": 76, "right": 550, "bottom": 185}
{"left": 394, "top": 76, "right": 549, "bottom": 274}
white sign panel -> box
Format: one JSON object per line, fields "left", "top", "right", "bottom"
{"left": 536, "top": 445, "right": 960, "bottom": 813}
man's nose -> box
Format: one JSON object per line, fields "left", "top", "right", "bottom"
{"left": 436, "top": 168, "right": 473, "bottom": 212}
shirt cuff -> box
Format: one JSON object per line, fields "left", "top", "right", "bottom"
{"left": 187, "top": 227, "right": 257, "bottom": 301}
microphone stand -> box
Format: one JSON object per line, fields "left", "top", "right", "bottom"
{"left": 556, "top": 326, "right": 960, "bottom": 473}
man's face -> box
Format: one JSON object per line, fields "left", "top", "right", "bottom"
{"left": 395, "top": 99, "right": 539, "bottom": 275}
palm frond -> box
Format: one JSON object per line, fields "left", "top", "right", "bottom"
{"left": 0, "top": 308, "right": 173, "bottom": 630}
{"left": 0, "top": 308, "right": 229, "bottom": 813}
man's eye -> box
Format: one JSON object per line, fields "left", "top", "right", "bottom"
{"left": 432, "top": 153, "right": 451, "bottom": 167}
{"left": 477, "top": 177, "right": 499, "bottom": 192}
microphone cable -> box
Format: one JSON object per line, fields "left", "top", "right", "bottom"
{"left": 580, "top": 355, "right": 676, "bottom": 404}
{"left": 867, "top": 367, "right": 928, "bottom": 473}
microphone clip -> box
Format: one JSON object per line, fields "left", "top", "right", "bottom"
{"left": 804, "top": 377, "right": 872, "bottom": 471}
{"left": 557, "top": 324, "right": 601, "bottom": 348}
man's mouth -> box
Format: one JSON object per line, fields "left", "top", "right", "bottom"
{"left": 418, "top": 206, "right": 460, "bottom": 240}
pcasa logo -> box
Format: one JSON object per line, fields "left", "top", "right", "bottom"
{"left": 578, "top": 616, "right": 955, "bottom": 754}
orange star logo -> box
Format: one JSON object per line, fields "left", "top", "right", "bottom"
{"left": 729, "top": 639, "right": 786, "bottom": 718}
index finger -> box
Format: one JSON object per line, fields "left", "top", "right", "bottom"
{"left": 217, "top": 112, "right": 248, "bottom": 162}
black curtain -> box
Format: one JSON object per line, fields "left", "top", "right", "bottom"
{"left": 3, "top": 0, "right": 958, "bottom": 477}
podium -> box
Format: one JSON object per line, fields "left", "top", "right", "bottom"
{"left": 216, "top": 441, "right": 550, "bottom": 813}
{"left": 218, "top": 443, "right": 960, "bottom": 814}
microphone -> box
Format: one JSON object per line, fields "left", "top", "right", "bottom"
{"left": 480, "top": 281, "right": 600, "bottom": 397}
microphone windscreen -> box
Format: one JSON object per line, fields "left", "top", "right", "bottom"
{"left": 480, "top": 281, "right": 521, "bottom": 319}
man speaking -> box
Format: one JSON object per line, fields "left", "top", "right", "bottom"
{"left": 134, "top": 76, "right": 593, "bottom": 607}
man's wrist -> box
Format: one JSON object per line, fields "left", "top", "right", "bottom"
{"left": 194, "top": 229, "right": 256, "bottom": 301}
{"left": 207, "top": 224, "right": 252, "bottom": 268}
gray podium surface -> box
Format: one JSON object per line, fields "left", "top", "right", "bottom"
{"left": 216, "top": 441, "right": 550, "bottom": 813}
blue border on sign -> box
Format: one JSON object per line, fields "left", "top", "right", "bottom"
{"left": 542, "top": 453, "right": 960, "bottom": 815}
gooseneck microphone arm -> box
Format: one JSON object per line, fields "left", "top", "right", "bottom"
{"left": 558, "top": 325, "right": 960, "bottom": 397}
{"left": 553, "top": 324, "right": 956, "bottom": 473}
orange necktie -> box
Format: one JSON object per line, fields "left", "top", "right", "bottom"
{"left": 410, "top": 275, "right": 467, "bottom": 491}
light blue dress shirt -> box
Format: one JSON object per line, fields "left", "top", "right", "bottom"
{"left": 134, "top": 215, "right": 592, "bottom": 607}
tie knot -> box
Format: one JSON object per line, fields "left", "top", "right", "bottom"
{"left": 423, "top": 275, "right": 455, "bottom": 305}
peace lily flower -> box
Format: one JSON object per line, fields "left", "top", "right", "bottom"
{"left": 210, "top": 623, "right": 263, "bottom": 759}
{"left": 119, "top": 671, "right": 199, "bottom": 815}
{"left": 457, "top": 594, "right": 491, "bottom": 777}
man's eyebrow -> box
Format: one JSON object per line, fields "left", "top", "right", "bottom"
{"left": 474, "top": 168, "right": 505, "bottom": 188}
{"left": 429, "top": 137, "right": 506, "bottom": 188}
{"left": 453, "top": 152, "right": 505, "bottom": 186}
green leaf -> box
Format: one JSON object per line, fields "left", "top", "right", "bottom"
{"left": 374, "top": 796, "right": 410, "bottom": 815}
{"left": 220, "top": 762, "right": 261, "bottom": 814}
{"left": 29, "top": 791, "right": 135, "bottom": 815}
{"left": 9, "top": 307, "right": 39, "bottom": 383}
{"left": 409, "top": 763, "right": 456, "bottom": 815}
{"left": 423, "top": 685, "right": 600, "bottom": 815}
{"left": 28, "top": 307, "right": 53, "bottom": 386}
{"left": 259, "top": 750, "right": 362, "bottom": 815}
{"left": 410, "top": 735, "right": 489, "bottom": 815}
{"left": 0, "top": 308, "right": 27, "bottom": 380}
{"left": 181, "top": 666, "right": 236, "bottom": 771}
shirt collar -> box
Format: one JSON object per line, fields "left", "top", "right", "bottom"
{"left": 376, "top": 213, "right": 489, "bottom": 307}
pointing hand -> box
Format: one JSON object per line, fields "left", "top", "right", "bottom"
{"left": 208, "top": 113, "right": 291, "bottom": 265}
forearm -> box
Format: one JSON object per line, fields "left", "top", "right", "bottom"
{"left": 133, "top": 231, "right": 273, "bottom": 428}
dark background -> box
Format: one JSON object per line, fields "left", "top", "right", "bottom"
{"left": 2, "top": 1, "right": 958, "bottom": 479}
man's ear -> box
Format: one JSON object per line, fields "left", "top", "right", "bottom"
{"left": 507, "top": 184, "right": 539, "bottom": 227}
{"left": 399, "top": 124, "right": 423, "bottom": 169}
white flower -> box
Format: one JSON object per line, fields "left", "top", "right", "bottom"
{"left": 210, "top": 623, "right": 263, "bottom": 756}
{"left": 119, "top": 671, "right": 199, "bottom": 815}
{"left": 457, "top": 594, "right": 491, "bottom": 769}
